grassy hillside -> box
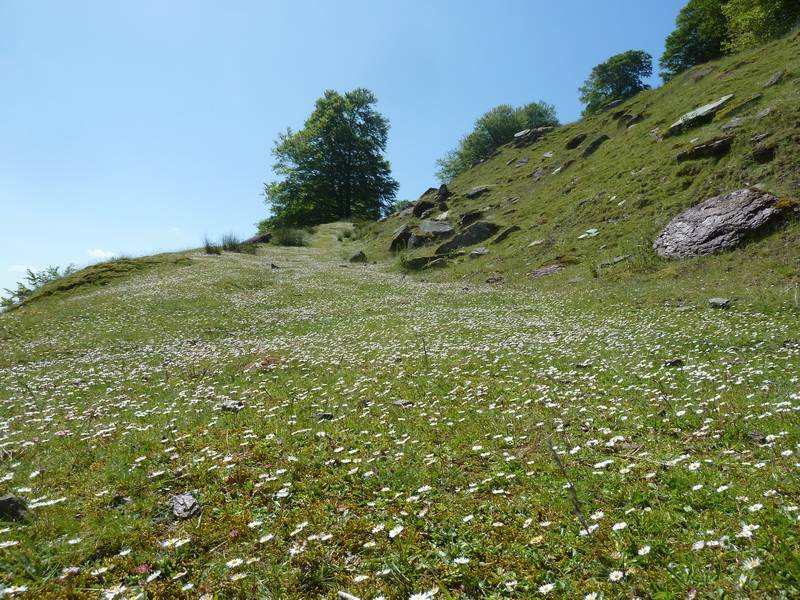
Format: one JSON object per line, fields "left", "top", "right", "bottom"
{"left": 1, "top": 36, "right": 800, "bottom": 600}
{"left": 360, "top": 33, "right": 800, "bottom": 296}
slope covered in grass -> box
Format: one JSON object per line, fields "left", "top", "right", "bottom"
{"left": 1, "top": 231, "right": 799, "bottom": 598}
{"left": 360, "top": 33, "right": 800, "bottom": 292}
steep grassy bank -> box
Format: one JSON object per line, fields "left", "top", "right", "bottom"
{"left": 360, "top": 33, "right": 800, "bottom": 292}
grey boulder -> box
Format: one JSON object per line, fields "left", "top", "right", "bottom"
{"left": 465, "top": 185, "right": 491, "bottom": 199}
{"left": 419, "top": 220, "right": 455, "bottom": 238}
{"left": 169, "top": 493, "right": 201, "bottom": 519}
{"left": 654, "top": 189, "right": 782, "bottom": 258}
{"left": 0, "top": 495, "right": 29, "bottom": 521}
{"left": 436, "top": 222, "right": 501, "bottom": 254}
{"left": 667, "top": 94, "right": 734, "bottom": 136}
{"left": 349, "top": 251, "right": 368, "bottom": 263}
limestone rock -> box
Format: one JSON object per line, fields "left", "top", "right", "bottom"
{"left": 349, "top": 251, "right": 367, "bottom": 263}
{"left": 654, "top": 189, "right": 782, "bottom": 258}
{"left": 667, "top": 94, "right": 734, "bottom": 136}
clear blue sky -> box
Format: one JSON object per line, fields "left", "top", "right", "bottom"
{"left": 0, "top": 0, "right": 686, "bottom": 291}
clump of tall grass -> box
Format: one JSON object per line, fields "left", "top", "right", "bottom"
{"left": 203, "top": 234, "right": 256, "bottom": 255}
{"left": 203, "top": 236, "right": 222, "bottom": 255}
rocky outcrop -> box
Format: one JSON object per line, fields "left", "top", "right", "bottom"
{"left": 349, "top": 250, "right": 367, "bottom": 263}
{"left": 465, "top": 185, "right": 491, "bottom": 199}
{"left": 244, "top": 232, "right": 272, "bottom": 245}
{"left": 566, "top": 133, "right": 587, "bottom": 150}
{"left": 676, "top": 136, "right": 733, "bottom": 162}
{"left": 654, "top": 189, "right": 782, "bottom": 258}
{"left": 493, "top": 225, "right": 521, "bottom": 244}
{"left": 512, "top": 126, "right": 553, "bottom": 148}
{"left": 390, "top": 224, "right": 411, "bottom": 252}
{"left": 667, "top": 94, "right": 734, "bottom": 136}
{"left": 460, "top": 209, "right": 483, "bottom": 227}
{"left": 436, "top": 222, "right": 500, "bottom": 254}
{"left": 419, "top": 220, "right": 455, "bottom": 238}
{"left": 582, "top": 135, "right": 610, "bottom": 158}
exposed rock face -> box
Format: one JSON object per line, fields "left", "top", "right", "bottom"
{"left": 529, "top": 264, "right": 564, "bottom": 278}
{"left": 412, "top": 200, "right": 436, "bottom": 218}
{"left": 566, "top": 133, "right": 588, "bottom": 150}
{"left": 465, "top": 185, "right": 491, "bottom": 199}
{"left": 469, "top": 247, "right": 489, "bottom": 258}
{"left": 676, "top": 136, "right": 733, "bottom": 162}
{"left": 390, "top": 224, "right": 411, "bottom": 252}
{"left": 709, "top": 297, "right": 731, "bottom": 309}
{"left": 0, "top": 495, "right": 28, "bottom": 521}
{"left": 493, "top": 225, "right": 521, "bottom": 244}
{"left": 419, "top": 220, "right": 455, "bottom": 238}
{"left": 169, "top": 493, "right": 201, "bottom": 519}
{"left": 349, "top": 250, "right": 367, "bottom": 263}
{"left": 753, "top": 144, "right": 776, "bottom": 164}
{"left": 667, "top": 94, "right": 734, "bottom": 136}
{"left": 243, "top": 232, "right": 272, "bottom": 245}
{"left": 460, "top": 209, "right": 483, "bottom": 227}
{"left": 436, "top": 222, "right": 500, "bottom": 254}
{"left": 512, "top": 126, "right": 553, "bottom": 148}
{"left": 764, "top": 70, "right": 785, "bottom": 88}
{"left": 653, "top": 189, "right": 782, "bottom": 258}
{"left": 582, "top": 135, "right": 610, "bottom": 158}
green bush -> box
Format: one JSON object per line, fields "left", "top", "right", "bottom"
{"left": 272, "top": 228, "right": 309, "bottom": 247}
{"left": 2, "top": 265, "right": 77, "bottom": 309}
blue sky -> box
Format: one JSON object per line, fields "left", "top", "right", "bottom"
{"left": 0, "top": 0, "right": 685, "bottom": 292}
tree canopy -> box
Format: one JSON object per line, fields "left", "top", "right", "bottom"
{"left": 263, "top": 88, "right": 398, "bottom": 228}
{"left": 578, "top": 50, "right": 653, "bottom": 115}
{"left": 436, "top": 101, "right": 558, "bottom": 183}
{"left": 722, "top": 0, "right": 800, "bottom": 53}
{"left": 659, "top": 0, "right": 727, "bottom": 81}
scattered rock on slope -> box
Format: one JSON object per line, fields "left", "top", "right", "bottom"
{"left": 493, "top": 225, "right": 521, "bottom": 244}
{"left": 667, "top": 94, "right": 734, "bottom": 136}
{"left": 763, "top": 70, "right": 785, "bottom": 88}
{"left": 349, "top": 250, "right": 368, "bottom": 263}
{"left": 436, "top": 222, "right": 500, "bottom": 254}
{"left": 582, "top": 135, "right": 610, "bottom": 158}
{"left": 653, "top": 189, "right": 782, "bottom": 258}
{"left": 0, "top": 495, "right": 29, "bottom": 521}
{"left": 419, "top": 220, "right": 455, "bottom": 238}
{"left": 566, "top": 133, "right": 588, "bottom": 149}
{"left": 512, "top": 126, "right": 553, "bottom": 148}
{"left": 169, "top": 493, "right": 201, "bottom": 519}
{"left": 676, "top": 136, "right": 733, "bottom": 162}
{"left": 390, "top": 224, "right": 411, "bottom": 252}
{"left": 465, "top": 185, "right": 491, "bottom": 199}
